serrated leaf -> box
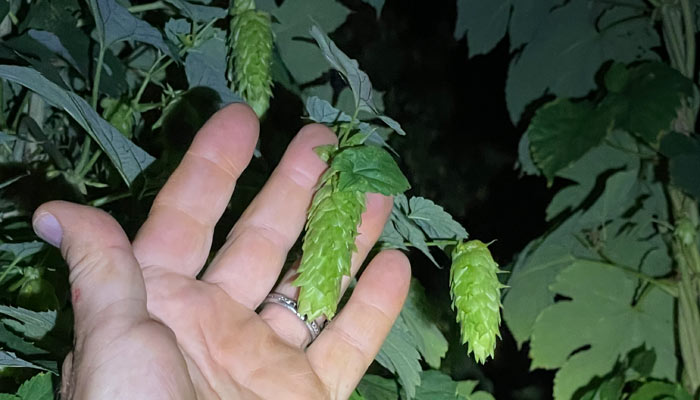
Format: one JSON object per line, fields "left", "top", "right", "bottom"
{"left": 602, "top": 62, "right": 693, "bottom": 145}
{"left": 356, "top": 375, "right": 399, "bottom": 400}
{"left": 163, "top": 0, "right": 226, "bottom": 22}
{"left": 387, "top": 196, "right": 438, "bottom": 266}
{"left": 407, "top": 197, "right": 467, "bottom": 240}
{"left": 0, "top": 65, "right": 155, "bottom": 185}
{"left": 331, "top": 146, "right": 410, "bottom": 195}
{"left": 406, "top": 370, "right": 458, "bottom": 400}
{"left": 89, "top": 0, "right": 173, "bottom": 57}
{"left": 378, "top": 218, "right": 408, "bottom": 250}
{"left": 0, "top": 242, "right": 44, "bottom": 260}
{"left": 527, "top": 98, "right": 614, "bottom": 181}
{"left": 377, "top": 115, "right": 406, "bottom": 136}
{"left": 376, "top": 317, "right": 421, "bottom": 399}
{"left": 0, "top": 324, "right": 49, "bottom": 356}
{"left": 0, "top": 394, "right": 20, "bottom": 400}
{"left": 305, "top": 96, "right": 352, "bottom": 124}
{"left": 259, "top": 0, "right": 350, "bottom": 84}
{"left": 0, "top": 351, "right": 53, "bottom": 373}
{"left": 530, "top": 263, "right": 675, "bottom": 400}
{"left": 0, "top": 306, "right": 56, "bottom": 340}
{"left": 506, "top": 0, "right": 658, "bottom": 122}
{"left": 310, "top": 25, "right": 377, "bottom": 114}
{"left": 16, "top": 372, "right": 53, "bottom": 400}
{"left": 454, "top": 0, "right": 509, "bottom": 56}
{"left": 185, "top": 30, "right": 242, "bottom": 105}
{"left": 456, "top": 380, "right": 495, "bottom": 400}
{"left": 628, "top": 381, "right": 692, "bottom": 400}
{"left": 401, "top": 280, "right": 448, "bottom": 368}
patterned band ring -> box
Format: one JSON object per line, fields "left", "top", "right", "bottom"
{"left": 262, "top": 292, "right": 322, "bottom": 341}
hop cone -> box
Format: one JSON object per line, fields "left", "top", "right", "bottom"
{"left": 229, "top": 0, "right": 273, "bottom": 118}
{"left": 450, "top": 240, "right": 503, "bottom": 363}
{"left": 294, "top": 180, "right": 366, "bottom": 320}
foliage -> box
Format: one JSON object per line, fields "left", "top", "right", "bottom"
{"left": 456, "top": 0, "right": 700, "bottom": 398}
{"left": 0, "top": 0, "right": 501, "bottom": 398}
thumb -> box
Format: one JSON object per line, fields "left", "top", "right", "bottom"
{"left": 32, "top": 201, "right": 149, "bottom": 333}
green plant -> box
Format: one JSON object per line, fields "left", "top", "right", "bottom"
{"left": 0, "top": 0, "right": 501, "bottom": 398}
{"left": 456, "top": 0, "right": 700, "bottom": 397}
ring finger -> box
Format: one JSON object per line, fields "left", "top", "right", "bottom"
{"left": 259, "top": 192, "right": 393, "bottom": 348}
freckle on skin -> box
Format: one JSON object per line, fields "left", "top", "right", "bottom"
{"left": 72, "top": 288, "right": 81, "bottom": 303}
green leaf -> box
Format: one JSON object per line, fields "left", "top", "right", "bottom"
{"left": 0, "top": 0, "right": 8, "bottom": 22}
{"left": 0, "top": 352, "right": 54, "bottom": 373}
{"left": 376, "top": 317, "right": 422, "bottom": 399}
{"left": 628, "top": 381, "right": 692, "bottom": 400}
{"left": 454, "top": 0, "right": 509, "bottom": 56}
{"left": 407, "top": 370, "right": 458, "bottom": 400}
{"left": 377, "top": 115, "right": 406, "bottom": 136}
{"left": 456, "top": 380, "right": 495, "bottom": 400}
{"left": 305, "top": 96, "right": 352, "bottom": 124}
{"left": 405, "top": 197, "right": 467, "bottom": 241}
{"left": 400, "top": 280, "right": 448, "bottom": 369}
{"left": 356, "top": 375, "right": 399, "bottom": 400}
{"left": 0, "top": 65, "right": 155, "bottom": 185}
{"left": 0, "top": 324, "right": 49, "bottom": 356}
{"left": 185, "top": 30, "right": 242, "bottom": 105}
{"left": 164, "top": 18, "right": 191, "bottom": 47}
{"left": 661, "top": 132, "right": 700, "bottom": 197}
{"left": 0, "top": 242, "right": 44, "bottom": 260}
{"left": 16, "top": 373, "right": 53, "bottom": 400}
{"left": 0, "top": 394, "right": 20, "bottom": 400}
{"left": 331, "top": 146, "right": 410, "bottom": 196}
{"left": 89, "top": 0, "right": 173, "bottom": 57}
{"left": 506, "top": 0, "right": 658, "bottom": 122}
{"left": 310, "top": 25, "right": 377, "bottom": 114}
{"left": 602, "top": 62, "right": 693, "bottom": 145}
{"left": 360, "top": 0, "right": 385, "bottom": 18}
{"left": 27, "top": 29, "right": 82, "bottom": 73}
{"left": 527, "top": 98, "right": 614, "bottom": 182}
{"left": 516, "top": 133, "right": 539, "bottom": 176}
{"left": 0, "top": 306, "right": 56, "bottom": 340}
{"left": 530, "top": 263, "right": 675, "bottom": 400}
{"left": 163, "top": 0, "right": 226, "bottom": 22}
{"left": 259, "top": 0, "right": 350, "bottom": 84}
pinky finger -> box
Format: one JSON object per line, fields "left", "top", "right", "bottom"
{"left": 306, "top": 250, "right": 411, "bottom": 399}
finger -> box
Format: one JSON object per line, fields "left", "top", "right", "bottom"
{"left": 259, "top": 193, "right": 393, "bottom": 348}
{"left": 307, "top": 250, "right": 411, "bottom": 399}
{"left": 32, "top": 201, "right": 150, "bottom": 339}
{"left": 201, "top": 124, "right": 336, "bottom": 308}
{"left": 133, "top": 103, "right": 259, "bottom": 277}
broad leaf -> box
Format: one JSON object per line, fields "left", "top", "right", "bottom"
{"left": 258, "top": 0, "right": 350, "bottom": 84}
{"left": 356, "top": 375, "right": 399, "bottom": 400}
{"left": 185, "top": 30, "right": 242, "bottom": 105}
{"left": 628, "top": 381, "right": 692, "bottom": 400}
{"left": 305, "top": 96, "right": 352, "bottom": 124}
{"left": 406, "top": 197, "right": 468, "bottom": 241}
{"left": 163, "top": 0, "right": 226, "bottom": 22}
{"left": 89, "top": 0, "right": 173, "bottom": 57}
{"left": 527, "top": 98, "right": 614, "bottom": 182}
{"left": 16, "top": 373, "right": 53, "bottom": 400}
{"left": 506, "top": 0, "right": 658, "bottom": 122}
{"left": 0, "top": 324, "right": 49, "bottom": 356}
{"left": 164, "top": 18, "right": 191, "bottom": 47}
{"left": 661, "top": 132, "right": 700, "bottom": 197}
{"left": 0, "top": 351, "right": 54, "bottom": 373}
{"left": 0, "top": 242, "right": 45, "bottom": 260}
{"left": 27, "top": 29, "right": 82, "bottom": 73}
{"left": 0, "top": 65, "right": 155, "bottom": 184}
{"left": 376, "top": 317, "right": 421, "bottom": 399}
{"left": 400, "top": 280, "right": 449, "bottom": 369}
{"left": 530, "top": 263, "right": 675, "bottom": 399}
{"left": 360, "top": 0, "right": 385, "bottom": 18}
{"left": 602, "top": 62, "right": 693, "bottom": 145}
{"left": 0, "top": 306, "right": 56, "bottom": 340}
{"left": 331, "top": 146, "right": 410, "bottom": 195}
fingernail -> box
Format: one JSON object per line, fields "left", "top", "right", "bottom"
{"left": 33, "top": 212, "right": 63, "bottom": 247}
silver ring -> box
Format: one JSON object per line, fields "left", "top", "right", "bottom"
{"left": 262, "top": 293, "right": 322, "bottom": 341}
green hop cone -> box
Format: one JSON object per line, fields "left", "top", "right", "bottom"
{"left": 229, "top": 0, "right": 273, "bottom": 118}
{"left": 450, "top": 240, "right": 503, "bottom": 363}
{"left": 294, "top": 175, "right": 366, "bottom": 321}
{"left": 101, "top": 97, "right": 135, "bottom": 138}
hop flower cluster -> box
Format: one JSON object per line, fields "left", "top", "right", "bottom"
{"left": 450, "top": 240, "right": 503, "bottom": 363}
{"left": 229, "top": 0, "right": 273, "bottom": 118}
{"left": 294, "top": 177, "right": 366, "bottom": 321}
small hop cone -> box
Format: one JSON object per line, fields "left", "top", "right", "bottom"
{"left": 229, "top": 0, "right": 274, "bottom": 118}
{"left": 294, "top": 181, "right": 366, "bottom": 321}
{"left": 450, "top": 240, "right": 504, "bottom": 363}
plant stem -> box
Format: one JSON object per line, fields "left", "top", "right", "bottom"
{"left": 88, "top": 191, "right": 132, "bottom": 207}
{"left": 128, "top": 0, "right": 167, "bottom": 13}
{"left": 680, "top": 0, "right": 696, "bottom": 78}
{"left": 134, "top": 54, "right": 168, "bottom": 105}
{"left": 92, "top": 45, "right": 106, "bottom": 109}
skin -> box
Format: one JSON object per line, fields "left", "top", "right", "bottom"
{"left": 32, "top": 104, "right": 411, "bottom": 399}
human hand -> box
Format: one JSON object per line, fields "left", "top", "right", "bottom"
{"left": 32, "top": 104, "right": 411, "bottom": 399}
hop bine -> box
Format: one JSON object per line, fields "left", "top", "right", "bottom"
{"left": 293, "top": 171, "right": 366, "bottom": 321}
{"left": 450, "top": 240, "right": 504, "bottom": 363}
{"left": 228, "top": 0, "right": 273, "bottom": 118}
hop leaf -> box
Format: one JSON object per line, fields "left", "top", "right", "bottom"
{"left": 229, "top": 0, "right": 274, "bottom": 118}
{"left": 450, "top": 240, "right": 503, "bottom": 363}
{"left": 294, "top": 175, "right": 366, "bottom": 320}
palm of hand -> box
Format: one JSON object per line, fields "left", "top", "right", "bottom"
{"left": 36, "top": 105, "right": 410, "bottom": 400}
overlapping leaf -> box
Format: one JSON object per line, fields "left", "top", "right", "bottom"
{"left": 331, "top": 146, "right": 410, "bottom": 195}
